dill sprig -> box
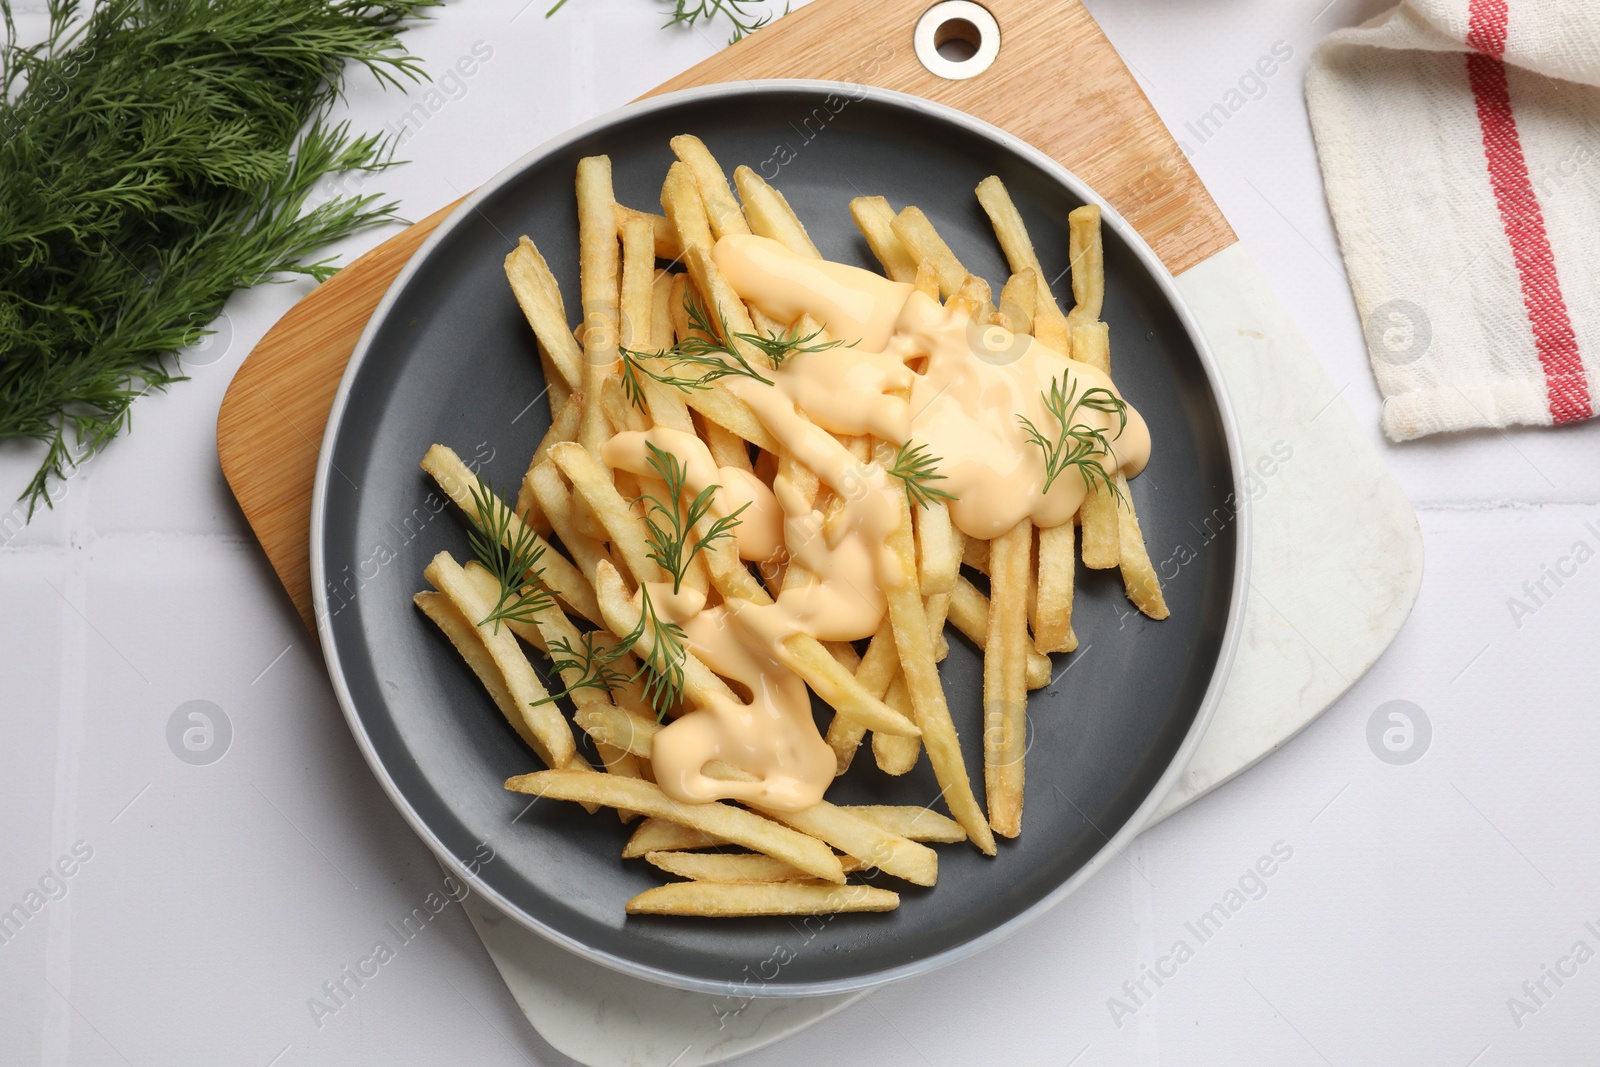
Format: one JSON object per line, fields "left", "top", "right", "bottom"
{"left": 1, "top": 0, "right": 438, "bottom": 517}
{"left": 466, "top": 474, "right": 553, "bottom": 632}
{"left": 618, "top": 293, "right": 846, "bottom": 409}
{"left": 633, "top": 584, "right": 687, "bottom": 717}
{"left": 642, "top": 441, "right": 747, "bottom": 593}
{"left": 530, "top": 631, "right": 634, "bottom": 708}
{"left": 528, "top": 588, "right": 685, "bottom": 719}
{"left": 886, "top": 441, "right": 956, "bottom": 509}
{"left": 1017, "top": 374, "right": 1129, "bottom": 497}
{"left": 665, "top": 0, "right": 778, "bottom": 43}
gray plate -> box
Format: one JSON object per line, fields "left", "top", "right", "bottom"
{"left": 311, "top": 82, "right": 1248, "bottom": 998}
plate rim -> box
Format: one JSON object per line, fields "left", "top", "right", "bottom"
{"left": 310, "top": 78, "right": 1252, "bottom": 998}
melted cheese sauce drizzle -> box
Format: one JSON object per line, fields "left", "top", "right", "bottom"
{"left": 598, "top": 235, "right": 1150, "bottom": 810}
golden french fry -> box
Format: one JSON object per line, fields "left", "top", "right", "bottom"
{"left": 1066, "top": 204, "right": 1105, "bottom": 325}
{"left": 949, "top": 273, "right": 993, "bottom": 321}
{"left": 757, "top": 802, "right": 937, "bottom": 886}
{"left": 841, "top": 805, "right": 967, "bottom": 844}
{"left": 600, "top": 375, "right": 648, "bottom": 435}
{"left": 670, "top": 134, "right": 750, "bottom": 239}
{"left": 625, "top": 881, "right": 897, "bottom": 916}
{"left": 683, "top": 245, "right": 771, "bottom": 370}
{"left": 975, "top": 176, "right": 1066, "bottom": 319}
{"left": 984, "top": 521, "right": 1030, "bottom": 838}
{"left": 914, "top": 499, "right": 959, "bottom": 597}
{"left": 733, "top": 165, "right": 820, "bottom": 257}
{"left": 913, "top": 258, "right": 940, "bottom": 301}
{"left": 701, "top": 416, "right": 754, "bottom": 472}
{"left": 872, "top": 674, "right": 921, "bottom": 775}
{"left": 576, "top": 156, "right": 621, "bottom": 457}
{"left": 998, "top": 270, "right": 1038, "bottom": 338}
{"left": 1069, "top": 320, "right": 1119, "bottom": 569}
{"left": 882, "top": 466, "right": 996, "bottom": 854}
{"left": 645, "top": 850, "right": 860, "bottom": 883}
{"left": 615, "top": 204, "right": 682, "bottom": 261}
{"left": 1032, "top": 521, "right": 1079, "bottom": 654}
{"left": 926, "top": 590, "right": 953, "bottom": 661}
{"left": 619, "top": 211, "right": 655, "bottom": 352}
{"left": 962, "top": 536, "right": 989, "bottom": 574}
{"left": 504, "top": 237, "right": 583, "bottom": 393}
{"left": 623, "top": 817, "right": 721, "bottom": 859}
{"left": 422, "top": 553, "right": 576, "bottom": 769}
{"left": 891, "top": 206, "right": 967, "bottom": 299}
{"left": 421, "top": 444, "right": 600, "bottom": 625}
{"left": 660, "top": 160, "right": 713, "bottom": 255}
{"left": 517, "top": 390, "right": 582, "bottom": 518}
{"left": 506, "top": 770, "right": 846, "bottom": 883}
{"left": 949, "top": 576, "right": 1052, "bottom": 690}
{"left": 776, "top": 632, "right": 920, "bottom": 739}
{"left": 524, "top": 458, "right": 612, "bottom": 590}
{"left": 823, "top": 620, "right": 897, "bottom": 774}
{"left": 1116, "top": 472, "right": 1169, "bottom": 619}
{"left": 549, "top": 442, "right": 660, "bottom": 585}
{"left": 849, "top": 195, "right": 919, "bottom": 283}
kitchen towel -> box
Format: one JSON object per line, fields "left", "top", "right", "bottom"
{"left": 1307, "top": 0, "right": 1600, "bottom": 441}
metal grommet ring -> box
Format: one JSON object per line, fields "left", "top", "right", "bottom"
{"left": 914, "top": 1, "right": 1001, "bottom": 81}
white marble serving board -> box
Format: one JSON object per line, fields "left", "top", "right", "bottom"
{"left": 457, "top": 241, "right": 1425, "bottom": 1067}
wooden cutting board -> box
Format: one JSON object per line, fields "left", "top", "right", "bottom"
{"left": 216, "top": 0, "right": 1234, "bottom": 631}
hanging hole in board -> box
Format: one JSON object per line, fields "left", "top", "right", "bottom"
{"left": 914, "top": 1, "right": 1000, "bottom": 81}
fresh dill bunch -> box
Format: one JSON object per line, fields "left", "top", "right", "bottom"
{"left": 1017, "top": 374, "right": 1129, "bottom": 497}
{"left": 886, "top": 440, "right": 955, "bottom": 509}
{"left": 529, "top": 630, "right": 634, "bottom": 708}
{"left": 466, "top": 474, "right": 554, "bottom": 632}
{"left": 0, "top": 0, "right": 439, "bottom": 517}
{"left": 641, "top": 441, "right": 747, "bottom": 593}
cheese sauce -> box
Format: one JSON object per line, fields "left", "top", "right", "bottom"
{"left": 601, "top": 234, "right": 1151, "bottom": 810}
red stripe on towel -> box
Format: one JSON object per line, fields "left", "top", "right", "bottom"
{"left": 1466, "top": 0, "right": 1591, "bottom": 423}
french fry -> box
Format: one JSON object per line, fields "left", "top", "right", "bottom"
{"left": 872, "top": 674, "right": 921, "bottom": 775}
{"left": 615, "top": 204, "right": 682, "bottom": 261}
{"left": 600, "top": 375, "right": 648, "bottom": 435}
{"left": 997, "top": 269, "right": 1038, "bottom": 337}
{"left": 882, "top": 466, "right": 996, "bottom": 854}
{"left": 421, "top": 444, "right": 600, "bottom": 625}
{"left": 975, "top": 176, "right": 1066, "bottom": 318}
{"left": 1066, "top": 204, "right": 1105, "bottom": 325}
{"left": 962, "top": 537, "right": 989, "bottom": 574}
{"left": 949, "top": 273, "right": 994, "bottom": 322}
{"left": 841, "top": 805, "right": 967, "bottom": 844}
{"left": 506, "top": 770, "right": 846, "bottom": 884}
{"left": 517, "top": 391, "right": 582, "bottom": 519}
{"left": 576, "top": 156, "right": 621, "bottom": 457}
{"left": 504, "top": 237, "right": 583, "bottom": 393}
{"left": 623, "top": 817, "right": 721, "bottom": 859}
{"left": 849, "top": 195, "right": 919, "bottom": 283}
{"left": 619, "top": 211, "right": 656, "bottom": 352}
{"left": 660, "top": 160, "right": 713, "bottom": 255}
{"left": 670, "top": 135, "right": 750, "bottom": 239}
{"left": 926, "top": 590, "right": 953, "bottom": 661}
{"left": 1116, "top": 472, "right": 1169, "bottom": 619}
{"left": 949, "top": 576, "right": 1052, "bottom": 690}
{"left": 914, "top": 500, "right": 959, "bottom": 596}
{"left": 733, "top": 165, "right": 821, "bottom": 257}
{"left": 823, "top": 621, "right": 897, "bottom": 773}
{"left": 913, "top": 258, "right": 940, "bottom": 301}
{"left": 984, "top": 521, "right": 1030, "bottom": 838}
{"left": 625, "top": 881, "right": 897, "bottom": 916}
{"left": 891, "top": 206, "right": 968, "bottom": 299}
{"left": 422, "top": 553, "right": 576, "bottom": 769}
{"left": 645, "top": 850, "right": 861, "bottom": 883}
{"left": 776, "top": 634, "right": 920, "bottom": 739}
{"left": 1071, "top": 321, "right": 1119, "bottom": 569}
{"left": 549, "top": 442, "right": 661, "bottom": 585}
{"left": 525, "top": 458, "right": 613, "bottom": 591}
{"left": 701, "top": 416, "right": 754, "bottom": 472}
{"left": 1032, "top": 521, "right": 1079, "bottom": 654}
{"left": 757, "top": 802, "right": 937, "bottom": 886}
{"left": 683, "top": 245, "right": 771, "bottom": 369}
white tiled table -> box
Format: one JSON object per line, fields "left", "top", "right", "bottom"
{"left": 4, "top": 1, "right": 1598, "bottom": 1063}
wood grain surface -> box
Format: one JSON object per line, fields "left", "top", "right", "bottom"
{"left": 216, "top": 0, "right": 1235, "bottom": 632}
